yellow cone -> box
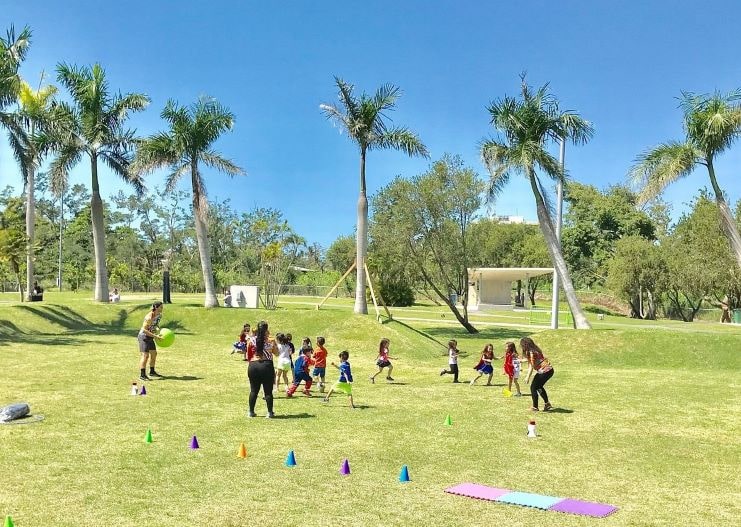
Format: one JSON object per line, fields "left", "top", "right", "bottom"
{"left": 238, "top": 442, "right": 247, "bottom": 458}
{"left": 503, "top": 389, "right": 512, "bottom": 397}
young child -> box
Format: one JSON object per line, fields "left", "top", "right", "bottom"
{"left": 439, "top": 339, "right": 460, "bottom": 382}
{"left": 231, "top": 323, "right": 250, "bottom": 356}
{"left": 323, "top": 350, "right": 355, "bottom": 408}
{"left": 470, "top": 343, "right": 498, "bottom": 386}
{"left": 313, "top": 336, "right": 329, "bottom": 393}
{"left": 369, "top": 338, "right": 395, "bottom": 383}
{"left": 503, "top": 342, "right": 523, "bottom": 396}
{"left": 245, "top": 327, "right": 256, "bottom": 362}
{"left": 286, "top": 333, "right": 295, "bottom": 382}
{"left": 286, "top": 346, "right": 313, "bottom": 397}
{"left": 274, "top": 333, "right": 293, "bottom": 392}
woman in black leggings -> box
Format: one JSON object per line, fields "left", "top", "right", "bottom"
{"left": 247, "top": 320, "right": 277, "bottom": 418}
{"left": 521, "top": 337, "right": 554, "bottom": 412}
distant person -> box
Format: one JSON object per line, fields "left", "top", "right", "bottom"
{"left": 223, "top": 290, "right": 233, "bottom": 308}
{"left": 31, "top": 281, "right": 44, "bottom": 300}
{"left": 247, "top": 320, "right": 277, "bottom": 418}
{"left": 274, "top": 333, "right": 293, "bottom": 392}
{"left": 521, "top": 337, "right": 553, "bottom": 411}
{"left": 369, "top": 338, "right": 395, "bottom": 383}
{"left": 313, "top": 336, "right": 329, "bottom": 392}
{"left": 231, "top": 323, "right": 250, "bottom": 356}
{"left": 138, "top": 301, "right": 164, "bottom": 380}
{"left": 503, "top": 342, "right": 523, "bottom": 396}
{"left": 439, "top": 339, "right": 460, "bottom": 382}
{"left": 109, "top": 288, "right": 120, "bottom": 303}
{"left": 286, "top": 346, "right": 314, "bottom": 397}
{"left": 720, "top": 296, "right": 731, "bottom": 323}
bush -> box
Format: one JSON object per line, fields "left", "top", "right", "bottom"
{"left": 378, "top": 277, "right": 414, "bottom": 307}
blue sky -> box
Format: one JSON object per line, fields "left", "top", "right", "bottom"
{"left": 2, "top": 0, "right": 741, "bottom": 247}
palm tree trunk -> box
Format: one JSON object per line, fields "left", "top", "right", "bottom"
{"left": 89, "top": 154, "right": 109, "bottom": 302}
{"left": 354, "top": 149, "right": 368, "bottom": 314}
{"left": 707, "top": 159, "right": 741, "bottom": 269}
{"left": 191, "top": 164, "right": 219, "bottom": 308}
{"left": 25, "top": 165, "right": 35, "bottom": 301}
{"left": 528, "top": 171, "right": 591, "bottom": 329}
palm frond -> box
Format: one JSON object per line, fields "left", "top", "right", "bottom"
{"left": 133, "top": 132, "right": 179, "bottom": 174}
{"left": 373, "top": 127, "right": 428, "bottom": 157}
{"left": 48, "top": 142, "right": 83, "bottom": 195}
{"left": 628, "top": 141, "right": 700, "bottom": 203}
{"left": 164, "top": 163, "right": 189, "bottom": 193}
{"left": 101, "top": 150, "right": 143, "bottom": 195}
{"left": 333, "top": 77, "right": 360, "bottom": 120}
{"left": 199, "top": 149, "right": 245, "bottom": 177}
{"left": 109, "top": 92, "right": 150, "bottom": 125}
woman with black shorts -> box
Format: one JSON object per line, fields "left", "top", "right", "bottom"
{"left": 248, "top": 320, "right": 277, "bottom": 418}
{"left": 138, "top": 301, "right": 163, "bottom": 380}
{"left": 521, "top": 336, "right": 554, "bottom": 412}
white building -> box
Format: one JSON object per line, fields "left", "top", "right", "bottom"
{"left": 467, "top": 267, "right": 554, "bottom": 310}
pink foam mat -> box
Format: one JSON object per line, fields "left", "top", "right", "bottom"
{"left": 445, "top": 483, "right": 512, "bottom": 501}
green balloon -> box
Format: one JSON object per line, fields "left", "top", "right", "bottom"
{"left": 158, "top": 328, "right": 175, "bottom": 348}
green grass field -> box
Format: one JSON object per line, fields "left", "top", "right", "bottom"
{"left": 1, "top": 292, "right": 740, "bottom": 526}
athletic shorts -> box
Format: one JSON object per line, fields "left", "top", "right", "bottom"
{"left": 312, "top": 367, "right": 326, "bottom": 377}
{"left": 376, "top": 360, "right": 391, "bottom": 368}
{"left": 334, "top": 381, "right": 352, "bottom": 395}
{"left": 277, "top": 359, "right": 292, "bottom": 372}
{"left": 138, "top": 333, "right": 156, "bottom": 353}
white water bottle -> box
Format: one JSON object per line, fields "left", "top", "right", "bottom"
{"left": 131, "top": 383, "right": 138, "bottom": 396}
{"left": 527, "top": 419, "right": 537, "bottom": 438}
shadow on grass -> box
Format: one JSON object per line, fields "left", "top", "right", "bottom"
{"left": 271, "top": 413, "right": 315, "bottom": 419}
{"left": 0, "top": 304, "right": 191, "bottom": 347}
{"left": 382, "top": 318, "right": 448, "bottom": 350}
{"left": 422, "top": 325, "right": 533, "bottom": 341}
{"left": 546, "top": 407, "right": 574, "bottom": 414}
{"left": 159, "top": 375, "right": 202, "bottom": 381}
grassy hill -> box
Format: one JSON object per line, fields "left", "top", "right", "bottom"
{"left": 1, "top": 293, "right": 739, "bottom": 526}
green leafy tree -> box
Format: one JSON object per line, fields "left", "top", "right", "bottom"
{"left": 371, "top": 155, "right": 484, "bottom": 332}
{"left": 0, "top": 197, "right": 27, "bottom": 300}
{"left": 134, "top": 97, "right": 244, "bottom": 307}
{"left": 629, "top": 89, "right": 741, "bottom": 268}
{"left": 0, "top": 26, "right": 31, "bottom": 170}
{"left": 44, "top": 63, "right": 149, "bottom": 302}
{"left": 481, "top": 76, "right": 594, "bottom": 328}
{"left": 607, "top": 235, "right": 667, "bottom": 319}
{"left": 321, "top": 77, "right": 428, "bottom": 314}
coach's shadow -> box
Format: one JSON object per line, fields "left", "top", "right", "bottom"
{"left": 159, "top": 375, "right": 202, "bottom": 381}
{"left": 272, "top": 413, "right": 315, "bottom": 419}
{"left": 545, "top": 407, "right": 574, "bottom": 414}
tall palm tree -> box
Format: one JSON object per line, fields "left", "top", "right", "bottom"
{"left": 19, "top": 78, "right": 57, "bottom": 300}
{"left": 481, "top": 77, "right": 593, "bottom": 329}
{"left": 630, "top": 90, "right": 741, "bottom": 268}
{"left": 133, "top": 97, "right": 244, "bottom": 308}
{"left": 0, "top": 26, "right": 31, "bottom": 192}
{"left": 321, "top": 77, "right": 428, "bottom": 314}
{"left": 46, "top": 63, "right": 149, "bottom": 302}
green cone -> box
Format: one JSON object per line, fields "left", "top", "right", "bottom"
{"left": 5, "top": 515, "right": 14, "bottom": 527}
{"left": 145, "top": 428, "right": 153, "bottom": 443}
{"left": 444, "top": 414, "right": 452, "bottom": 426}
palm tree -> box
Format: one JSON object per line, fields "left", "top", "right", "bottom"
{"left": 480, "top": 76, "right": 593, "bottom": 329}
{"left": 18, "top": 77, "right": 57, "bottom": 300}
{"left": 45, "top": 63, "right": 149, "bottom": 302}
{"left": 321, "top": 77, "right": 428, "bottom": 314}
{"left": 0, "top": 26, "right": 31, "bottom": 196}
{"left": 630, "top": 90, "right": 741, "bottom": 268}
{"left": 133, "top": 97, "right": 244, "bottom": 308}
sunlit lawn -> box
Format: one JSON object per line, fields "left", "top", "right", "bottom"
{"left": 1, "top": 292, "right": 739, "bottom": 526}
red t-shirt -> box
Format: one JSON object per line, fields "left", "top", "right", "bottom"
{"left": 313, "top": 347, "right": 328, "bottom": 368}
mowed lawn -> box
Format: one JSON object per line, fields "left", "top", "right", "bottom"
{"left": 1, "top": 293, "right": 740, "bottom": 527}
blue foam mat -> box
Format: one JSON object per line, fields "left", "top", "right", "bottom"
{"left": 496, "top": 491, "right": 564, "bottom": 510}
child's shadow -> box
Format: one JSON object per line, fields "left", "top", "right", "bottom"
{"left": 272, "top": 413, "right": 315, "bottom": 419}
{"left": 386, "top": 382, "right": 409, "bottom": 386}
{"left": 546, "top": 408, "right": 574, "bottom": 414}
{"left": 352, "top": 405, "right": 373, "bottom": 410}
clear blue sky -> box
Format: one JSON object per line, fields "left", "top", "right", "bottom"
{"left": 2, "top": 0, "right": 741, "bottom": 247}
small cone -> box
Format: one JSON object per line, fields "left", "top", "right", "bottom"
{"left": 237, "top": 442, "right": 247, "bottom": 458}
{"left": 139, "top": 385, "right": 147, "bottom": 396}
{"left": 339, "top": 458, "right": 351, "bottom": 476}
{"left": 527, "top": 419, "right": 537, "bottom": 438}
{"left": 503, "top": 388, "right": 512, "bottom": 397}
{"left": 130, "top": 383, "right": 138, "bottom": 395}
{"left": 399, "top": 464, "right": 410, "bottom": 483}
{"left": 444, "top": 414, "right": 452, "bottom": 426}
{"left": 145, "top": 428, "right": 153, "bottom": 443}
{"left": 5, "top": 516, "right": 14, "bottom": 527}
{"left": 190, "top": 435, "right": 200, "bottom": 449}
{"left": 285, "top": 449, "right": 297, "bottom": 466}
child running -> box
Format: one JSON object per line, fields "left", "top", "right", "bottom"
{"left": 439, "top": 339, "right": 461, "bottom": 382}
{"left": 369, "top": 338, "right": 395, "bottom": 383}
{"left": 470, "top": 343, "right": 498, "bottom": 385}
{"left": 274, "top": 333, "right": 293, "bottom": 392}
{"left": 322, "top": 350, "right": 355, "bottom": 408}
{"left": 503, "top": 341, "right": 523, "bottom": 396}
{"left": 231, "top": 323, "right": 250, "bottom": 356}
{"left": 313, "top": 336, "right": 328, "bottom": 393}
{"left": 286, "top": 345, "right": 313, "bottom": 397}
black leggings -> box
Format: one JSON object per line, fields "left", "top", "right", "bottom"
{"left": 442, "top": 364, "right": 459, "bottom": 382}
{"left": 530, "top": 368, "right": 554, "bottom": 409}
{"left": 248, "top": 360, "right": 275, "bottom": 414}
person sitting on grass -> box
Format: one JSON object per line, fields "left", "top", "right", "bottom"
{"left": 323, "top": 350, "right": 355, "bottom": 408}
{"left": 369, "top": 338, "right": 395, "bottom": 383}
{"left": 232, "top": 323, "right": 250, "bottom": 356}
{"left": 286, "top": 346, "right": 314, "bottom": 397}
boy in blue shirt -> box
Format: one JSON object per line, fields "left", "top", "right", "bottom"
{"left": 286, "top": 347, "right": 313, "bottom": 397}
{"left": 322, "top": 351, "right": 355, "bottom": 408}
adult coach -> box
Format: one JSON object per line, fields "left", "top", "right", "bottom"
{"left": 248, "top": 320, "right": 277, "bottom": 418}
{"left": 138, "top": 301, "right": 164, "bottom": 380}
{"left": 521, "top": 337, "right": 554, "bottom": 412}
